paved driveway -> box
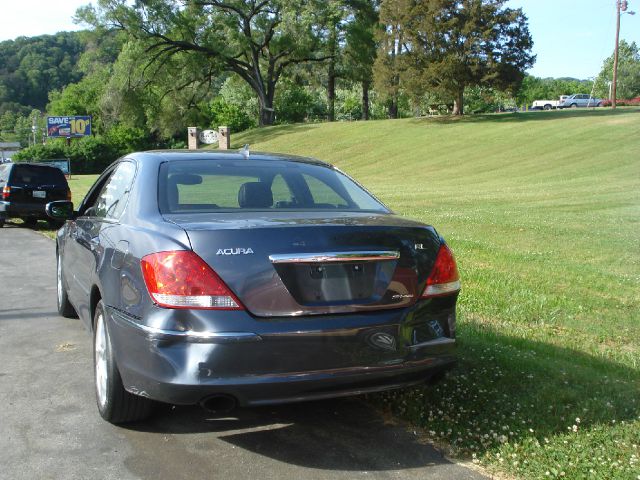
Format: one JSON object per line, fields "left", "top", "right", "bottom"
{"left": 0, "top": 226, "right": 485, "bottom": 480}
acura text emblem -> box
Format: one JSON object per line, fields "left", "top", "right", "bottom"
{"left": 216, "top": 248, "right": 254, "bottom": 255}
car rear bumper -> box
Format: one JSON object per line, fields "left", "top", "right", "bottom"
{"left": 0, "top": 200, "right": 48, "bottom": 219}
{"left": 105, "top": 303, "right": 457, "bottom": 407}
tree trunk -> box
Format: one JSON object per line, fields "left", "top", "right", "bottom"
{"left": 260, "top": 107, "right": 275, "bottom": 126}
{"left": 452, "top": 89, "right": 464, "bottom": 115}
{"left": 361, "top": 79, "right": 370, "bottom": 120}
{"left": 389, "top": 97, "right": 398, "bottom": 119}
{"left": 258, "top": 85, "right": 276, "bottom": 126}
{"left": 327, "top": 25, "right": 337, "bottom": 122}
{"left": 328, "top": 60, "right": 336, "bottom": 122}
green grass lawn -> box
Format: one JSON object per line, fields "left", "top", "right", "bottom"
{"left": 231, "top": 109, "right": 640, "bottom": 479}
{"left": 33, "top": 108, "right": 639, "bottom": 478}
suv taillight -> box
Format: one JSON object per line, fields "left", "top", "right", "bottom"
{"left": 421, "top": 244, "right": 461, "bottom": 298}
{"left": 66, "top": 189, "right": 72, "bottom": 201}
{"left": 1, "top": 186, "right": 10, "bottom": 200}
{"left": 141, "top": 251, "right": 244, "bottom": 310}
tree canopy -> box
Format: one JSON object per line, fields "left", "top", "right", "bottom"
{"left": 594, "top": 40, "right": 640, "bottom": 100}
{"left": 79, "top": 0, "right": 337, "bottom": 126}
{"left": 0, "top": 32, "right": 86, "bottom": 114}
{"left": 376, "top": 0, "right": 534, "bottom": 115}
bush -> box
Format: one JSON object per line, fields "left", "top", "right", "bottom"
{"left": 601, "top": 97, "right": 640, "bottom": 106}
{"left": 275, "top": 82, "right": 314, "bottom": 124}
{"left": 12, "top": 136, "right": 118, "bottom": 174}
{"left": 209, "top": 97, "right": 255, "bottom": 133}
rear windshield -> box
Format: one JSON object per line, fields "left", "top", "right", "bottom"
{"left": 10, "top": 165, "right": 67, "bottom": 186}
{"left": 159, "top": 159, "right": 388, "bottom": 213}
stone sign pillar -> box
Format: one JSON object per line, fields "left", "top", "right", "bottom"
{"left": 218, "top": 126, "right": 231, "bottom": 150}
{"left": 187, "top": 127, "right": 200, "bottom": 150}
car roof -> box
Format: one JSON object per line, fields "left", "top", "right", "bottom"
{"left": 128, "top": 150, "right": 332, "bottom": 168}
{"left": 9, "top": 162, "right": 63, "bottom": 170}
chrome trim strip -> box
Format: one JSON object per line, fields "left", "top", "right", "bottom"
{"left": 269, "top": 250, "right": 400, "bottom": 264}
{"left": 407, "top": 337, "right": 455, "bottom": 350}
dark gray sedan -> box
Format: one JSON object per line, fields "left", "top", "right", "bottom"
{"left": 49, "top": 151, "right": 460, "bottom": 424}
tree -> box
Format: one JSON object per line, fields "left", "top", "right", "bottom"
{"left": 594, "top": 41, "right": 640, "bottom": 100}
{"left": 344, "top": 0, "right": 379, "bottom": 119}
{"left": 373, "top": 0, "right": 406, "bottom": 118}
{"left": 79, "top": 0, "right": 333, "bottom": 126}
{"left": 0, "top": 32, "right": 85, "bottom": 112}
{"left": 516, "top": 75, "right": 592, "bottom": 106}
{"left": 378, "top": 0, "right": 534, "bottom": 115}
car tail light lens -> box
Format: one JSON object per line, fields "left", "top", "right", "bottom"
{"left": 2, "top": 186, "right": 10, "bottom": 200}
{"left": 421, "top": 244, "right": 461, "bottom": 298}
{"left": 66, "top": 189, "right": 72, "bottom": 201}
{"left": 140, "top": 251, "right": 243, "bottom": 310}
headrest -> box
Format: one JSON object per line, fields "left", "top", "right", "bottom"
{"left": 238, "top": 182, "right": 273, "bottom": 208}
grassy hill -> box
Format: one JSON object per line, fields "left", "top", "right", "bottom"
{"left": 38, "top": 109, "right": 639, "bottom": 479}
{"left": 226, "top": 109, "right": 640, "bottom": 479}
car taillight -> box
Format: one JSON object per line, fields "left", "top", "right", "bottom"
{"left": 1, "top": 186, "right": 10, "bottom": 200}
{"left": 140, "top": 251, "right": 244, "bottom": 310}
{"left": 421, "top": 244, "right": 461, "bottom": 298}
{"left": 66, "top": 189, "right": 72, "bottom": 201}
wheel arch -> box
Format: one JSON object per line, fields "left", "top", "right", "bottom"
{"left": 90, "top": 286, "right": 102, "bottom": 330}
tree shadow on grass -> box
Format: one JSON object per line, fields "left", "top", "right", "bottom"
{"left": 368, "top": 322, "right": 640, "bottom": 461}
{"left": 230, "top": 123, "right": 319, "bottom": 148}
{"left": 407, "top": 107, "right": 639, "bottom": 125}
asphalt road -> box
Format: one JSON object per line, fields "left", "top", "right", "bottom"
{"left": 0, "top": 226, "right": 486, "bottom": 480}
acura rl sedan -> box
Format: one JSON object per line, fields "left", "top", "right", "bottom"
{"left": 47, "top": 150, "right": 460, "bottom": 424}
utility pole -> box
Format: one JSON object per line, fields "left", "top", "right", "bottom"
{"left": 612, "top": 0, "right": 623, "bottom": 109}
{"left": 612, "top": 0, "right": 635, "bottom": 109}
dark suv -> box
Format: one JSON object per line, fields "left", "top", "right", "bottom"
{"left": 0, "top": 163, "right": 71, "bottom": 228}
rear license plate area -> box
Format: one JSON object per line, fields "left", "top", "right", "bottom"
{"left": 32, "top": 190, "right": 46, "bottom": 198}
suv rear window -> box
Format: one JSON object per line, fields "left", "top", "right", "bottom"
{"left": 159, "top": 159, "right": 388, "bottom": 213}
{"left": 10, "top": 165, "right": 67, "bottom": 186}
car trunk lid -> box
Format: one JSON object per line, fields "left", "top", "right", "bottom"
{"left": 165, "top": 211, "right": 442, "bottom": 317}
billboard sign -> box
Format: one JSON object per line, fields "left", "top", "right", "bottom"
{"left": 40, "top": 159, "right": 71, "bottom": 175}
{"left": 47, "top": 116, "right": 92, "bottom": 138}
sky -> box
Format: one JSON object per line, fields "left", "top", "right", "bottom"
{"left": 0, "top": 0, "right": 639, "bottom": 80}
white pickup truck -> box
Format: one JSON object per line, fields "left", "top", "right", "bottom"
{"left": 531, "top": 95, "right": 569, "bottom": 110}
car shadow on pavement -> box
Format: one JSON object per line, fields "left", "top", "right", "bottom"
{"left": 125, "top": 397, "right": 452, "bottom": 471}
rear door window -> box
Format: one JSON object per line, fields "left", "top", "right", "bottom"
{"left": 88, "top": 162, "right": 137, "bottom": 220}
{"left": 0, "top": 165, "right": 9, "bottom": 184}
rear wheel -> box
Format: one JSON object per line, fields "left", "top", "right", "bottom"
{"left": 56, "top": 253, "right": 77, "bottom": 318}
{"left": 23, "top": 218, "right": 37, "bottom": 228}
{"left": 94, "top": 300, "right": 153, "bottom": 424}
{"left": 544, "top": 104, "right": 551, "bottom": 110}
{"left": 0, "top": 219, "right": 4, "bottom": 228}
{"left": 570, "top": 103, "right": 578, "bottom": 109}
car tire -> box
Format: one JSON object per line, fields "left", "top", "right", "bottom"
{"left": 0, "top": 219, "right": 4, "bottom": 228}
{"left": 570, "top": 103, "right": 578, "bottom": 109}
{"left": 93, "top": 300, "right": 153, "bottom": 424}
{"left": 23, "top": 218, "right": 37, "bottom": 228}
{"left": 544, "top": 104, "right": 551, "bottom": 110}
{"left": 56, "top": 252, "right": 77, "bottom": 318}
{"left": 597, "top": 102, "right": 602, "bottom": 107}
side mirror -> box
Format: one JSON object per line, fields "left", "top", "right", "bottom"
{"left": 46, "top": 200, "right": 75, "bottom": 221}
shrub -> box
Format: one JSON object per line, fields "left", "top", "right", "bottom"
{"left": 601, "top": 97, "right": 640, "bottom": 107}
{"left": 209, "top": 97, "right": 255, "bottom": 133}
